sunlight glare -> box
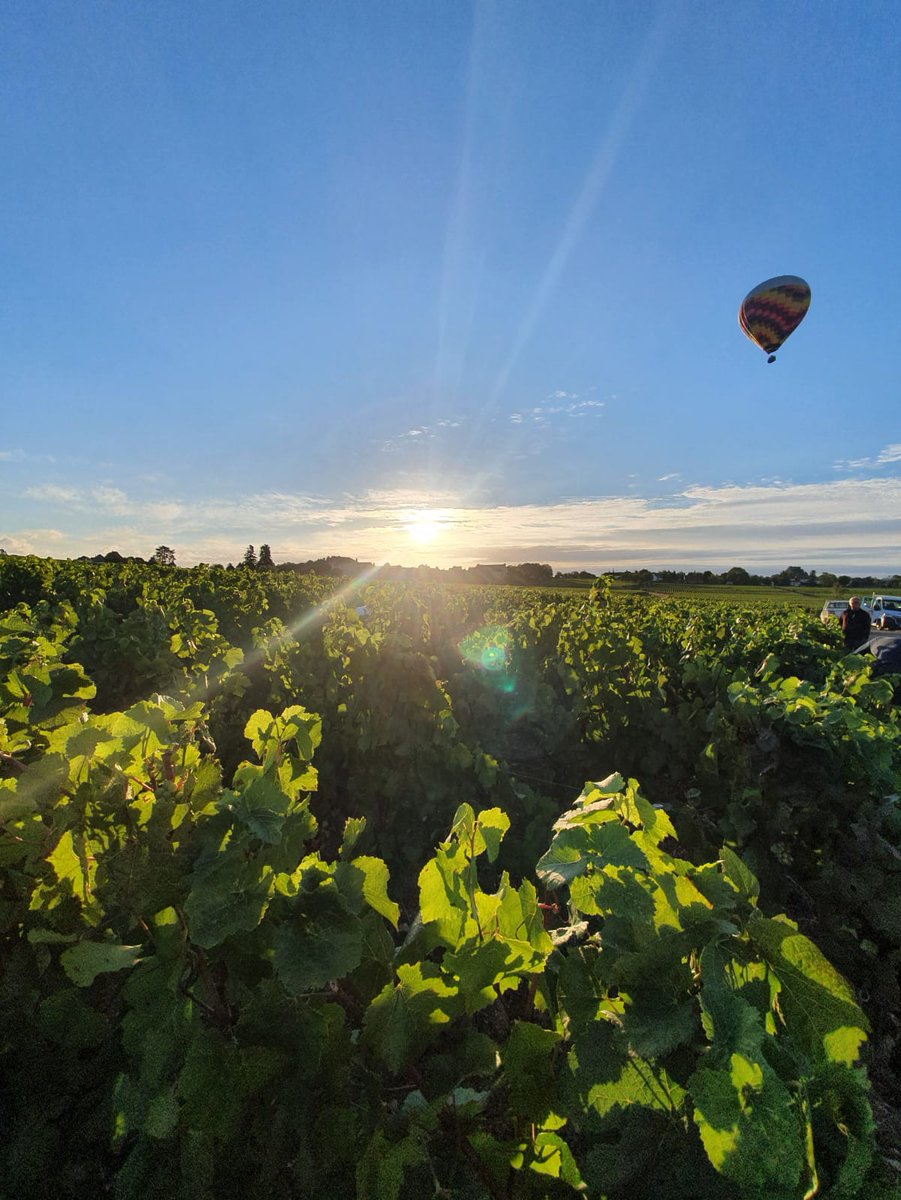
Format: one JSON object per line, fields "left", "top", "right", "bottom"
{"left": 405, "top": 509, "right": 447, "bottom": 544}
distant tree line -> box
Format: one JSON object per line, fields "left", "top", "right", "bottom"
{"left": 4, "top": 546, "right": 897, "bottom": 592}
{"left": 601, "top": 564, "right": 901, "bottom": 590}
{"left": 271, "top": 558, "right": 555, "bottom": 585}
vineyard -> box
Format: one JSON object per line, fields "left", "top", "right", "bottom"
{"left": 2, "top": 555, "right": 900, "bottom": 1199}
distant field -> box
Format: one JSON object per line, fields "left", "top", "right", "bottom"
{"left": 554, "top": 577, "right": 838, "bottom": 608}
{"left": 634, "top": 582, "right": 835, "bottom": 607}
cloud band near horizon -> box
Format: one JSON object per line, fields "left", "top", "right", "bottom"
{"left": 2, "top": 474, "right": 899, "bottom": 574}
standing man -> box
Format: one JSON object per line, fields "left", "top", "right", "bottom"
{"left": 841, "top": 596, "right": 871, "bottom": 652}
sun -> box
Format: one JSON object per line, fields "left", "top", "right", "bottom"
{"left": 405, "top": 509, "right": 446, "bottom": 545}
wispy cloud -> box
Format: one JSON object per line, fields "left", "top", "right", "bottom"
{"left": 0, "top": 529, "right": 67, "bottom": 555}
{"left": 834, "top": 443, "right": 901, "bottom": 472}
{"left": 25, "top": 484, "right": 81, "bottom": 503}
{"left": 379, "top": 416, "right": 465, "bottom": 453}
{"left": 25, "top": 483, "right": 183, "bottom": 521}
{"left": 658, "top": 473, "right": 681, "bottom": 482}
{"left": 509, "top": 396, "right": 604, "bottom": 425}
{"left": 1, "top": 449, "right": 57, "bottom": 465}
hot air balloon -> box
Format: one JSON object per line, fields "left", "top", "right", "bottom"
{"left": 739, "top": 275, "right": 811, "bottom": 363}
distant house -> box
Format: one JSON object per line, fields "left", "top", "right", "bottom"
{"left": 472, "top": 564, "right": 508, "bottom": 584}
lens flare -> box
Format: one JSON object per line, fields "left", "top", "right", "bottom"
{"left": 460, "top": 624, "right": 514, "bottom": 679}
{"left": 480, "top": 643, "right": 507, "bottom": 672}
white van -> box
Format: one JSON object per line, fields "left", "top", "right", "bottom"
{"left": 863, "top": 596, "right": 901, "bottom": 631}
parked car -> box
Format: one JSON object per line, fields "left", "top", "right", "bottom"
{"left": 820, "top": 599, "right": 848, "bottom": 624}
{"left": 864, "top": 595, "right": 901, "bottom": 631}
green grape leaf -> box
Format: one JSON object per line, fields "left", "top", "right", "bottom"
{"left": 586, "top": 819, "right": 650, "bottom": 870}
{"left": 536, "top": 828, "right": 591, "bottom": 889}
{"left": 340, "top": 815, "right": 367, "bottom": 860}
{"left": 47, "top": 827, "right": 95, "bottom": 903}
{"left": 334, "top": 855, "right": 399, "bottom": 927}
{"left": 178, "top": 1033, "right": 245, "bottom": 1140}
{"left": 230, "top": 769, "right": 292, "bottom": 843}
{"left": 621, "top": 993, "right": 698, "bottom": 1058}
{"left": 474, "top": 807, "right": 510, "bottom": 862}
{"left": 356, "top": 1129, "right": 427, "bottom": 1200}
{"left": 572, "top": 863, "right": 656, "bottom": 924}
{"left": 16, "top": 753, "right": 69, "bottom": 810}
{"left": 418, "top": 846, "right": 468, "bottom": 943}
{"left": 243, "top": 709, "right": 277, "bottom": 761}
{"left": 27, "top": 927, "right": 78, "bottom": 945}
{"left": 38, "top": 987, "right": 109, "bottom": 1048}
{"left": 223, "top": 646, "right": 244, "bottom": 670}
{"left": 748, "top": 914, "right": 869, "bottom": 1065}
{"left": 279, "top": 705, "right": 322, "bottom": 761}
{"left": 690, "top": 1054, "right": 804, "bottom": 1193}
{"left": 66, "top": 725, "right": 118, "bottom": 759}
{"left": 698, "top": 943, "right": 764, "bottom": 1066}
{"left": 362, "top": 963, "right": 460, "bottom": 1073}
{"left": 553, "top": 801, "right": 619, "bottom": 832}
{"left": 185, "top": 850, "right": 273, "bottom": 948}
{"left": 450, "top": 803, "right": 476, "bottom": 845}
{"left": 720, "top": 846, "right": 760, "bottom": 905}
{"left": 566, "top": 1020, "right": 680, "bottom": 1117}
{"left": 60, "top": 939, "right": 143, "bottom": 987}
{"left": 274, "top": 890, "right": 363, "bottom": 993}
{"left": 443, "top": 939, "right": 522, "bottom": 1014}
{"left": 183, "top": 758, "right": 223, "bottom": 812}
{"left": 503, "top": 1021, "right": 561, "bottom": 1120}
{"left": 144, "top": 1087, "right": 179, "bottom": 1139}
{"left": 524, "top": 1130, "right": 584, "bottom": 1188}
{"left": 0, "top": 778, "right": 37, "bottom": 824}
{"left": 496, "top": 878, "right": 554, "bottom": 956}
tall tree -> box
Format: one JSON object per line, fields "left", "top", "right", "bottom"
{"left": 242, "top": 545, "right": 257, "bottom": 569}
{"left": 724, "top": 566, "right": 751, "bottom": 585}
{"left": 257, "top": 544, "right": 274, "bottom": 570}
{"left": 152, "top": 545, "right": 176, "bottom": 566}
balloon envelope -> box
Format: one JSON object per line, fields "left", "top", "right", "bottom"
{"left": 739, "top": 275, "right": 811, "bottom": 358}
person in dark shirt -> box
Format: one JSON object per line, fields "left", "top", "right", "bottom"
{"left": 841, "top": 596, "right": 871, "bottom": 651}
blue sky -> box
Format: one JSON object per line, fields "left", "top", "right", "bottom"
{"left": 2, "top": 0, "right": 899, "bottom": 571}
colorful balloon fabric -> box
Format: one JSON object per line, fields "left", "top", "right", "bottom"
{"left": 739, "top": 275, "right": 811, "bottom": 362}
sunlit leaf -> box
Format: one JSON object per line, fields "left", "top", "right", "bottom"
{"left": 60, "top": 939, "right": 143, "bottom": 987}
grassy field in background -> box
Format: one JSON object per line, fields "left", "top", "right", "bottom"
{"left": 629, "top": 582, "right": 836, "bottom": 607}
{"left": 552, "top": 577, "right": 841, "bottom": 608}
